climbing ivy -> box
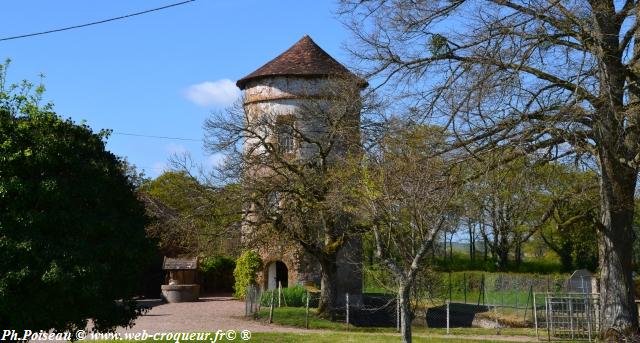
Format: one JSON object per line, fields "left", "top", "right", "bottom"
{"left": 233, "top": 250, "right": 262, "bottom": 299}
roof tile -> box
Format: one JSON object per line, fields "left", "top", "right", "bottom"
{"left": 236, "top": 35, "right": 364, "bottom": 89}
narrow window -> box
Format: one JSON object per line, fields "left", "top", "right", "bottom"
{"left": 276, "top": 121, "right": 294, "bottom": 154}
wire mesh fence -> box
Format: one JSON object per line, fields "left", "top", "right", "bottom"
{"left": 244, "top": 284, "right": 262, "bottom": 317}
{"left": 406, "top": 271, "right": 571, "bottom": 329}
{"left": 534, "top": 292, "right": 599, "bottom": 342}
{"left": 245, "top": 270, "right": 601, "bottom": 341}
{"left": 386, "top": 271, "right": 601, "bottom": 341}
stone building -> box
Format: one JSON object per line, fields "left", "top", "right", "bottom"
{"left": 236, "top": 35, "right": 365, "bottom": 303}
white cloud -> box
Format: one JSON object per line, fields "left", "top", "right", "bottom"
{"left": 206, "top": 153, "right": 226, "bottom": 168}
{"left": 184, "top": 79, "right": 240, "bottom": 107}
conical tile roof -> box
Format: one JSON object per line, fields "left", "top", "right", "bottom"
{"left": 236, "top": 35, "right": 366, "bottom": 89}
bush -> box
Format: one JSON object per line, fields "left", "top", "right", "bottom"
{"left": 0, "top": 66, "right": 154, "bottom": 333}
{"left": 233, "top": 251, "right": 262, "bottom": 299}
{"left": 201, "top": 255, "right": 235, "bottom": 273}
{"left": 260, "top": 285, "right": 319, "bottom": 308}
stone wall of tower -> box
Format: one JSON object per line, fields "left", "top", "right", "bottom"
{"left": 241, "top": 75, "right": 363, "bottom": 302}
{"left": 242, "top": 76, "right": 352, "bottom": 159}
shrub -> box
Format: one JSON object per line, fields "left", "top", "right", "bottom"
{"left": 0, "top": 67, "right": 154, "bottom": 333}
{"left": 260, "top": 285, "right": 319, "bottom": 307}
{"left": 233, "top": 251, "right": 262, "bottom": 299}
{"left": 201, "top": 255, "right": 235, "bottom": 273}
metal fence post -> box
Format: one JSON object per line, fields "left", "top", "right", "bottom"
{"left": 396, "top": 293, "right": 400, "bottom": 333}
{"left": 524, "top": 284, "right": 532, "bottom": 321}
{"left": 545, "top": 295, "right": 551, "bottom": 342}
{"left": 305, "top": 291, "right": 310, "bottom": 329}
{"left": 269, "top": 290, "right": 274, "bottom": 324}
{"left": 569, "top": 296, "right": 574, "bottom": 340}
{"left": 446, "top": 299, "right": 450, "bottom": 335}
{"left": 478, "top": 274, "right": 486, "bottom": 306}
{"left": 533, "top": 292, "right": 539, "bottom": 340}
{"left": 278, "top": 281, "right": 282, "bottom": 308}
{"left": 346, "top": 293, "right": 350, "bottom": 331}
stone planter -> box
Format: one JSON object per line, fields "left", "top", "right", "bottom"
{"left": 161, "top": 284, "right": 200, "bottom": 303}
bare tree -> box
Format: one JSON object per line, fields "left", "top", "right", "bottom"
{"left": 204, "top": 77, "right": 365, "bottom": 315}
{"left": 341, "top": 0, "right": 640, "bottom": 337}
{"left": 360, "top": 122, "right": 459, "bottom": 343}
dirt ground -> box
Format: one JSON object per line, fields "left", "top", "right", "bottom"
{"left": 117, "top": 296, "right": 316, "bottom": 334}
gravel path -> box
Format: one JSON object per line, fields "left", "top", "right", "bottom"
{"left": 117, "top": 296, "right": 316, "bottom": 335}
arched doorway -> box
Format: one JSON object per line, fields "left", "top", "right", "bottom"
{"left": 267, "top": 261, "right": 288, "bottom": 290}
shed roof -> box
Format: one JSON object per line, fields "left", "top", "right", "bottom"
{"left": 163, "top": 257, "right": 198, "bottom": 270}
{"left": 236, "top": 35, "right": 366, "bottom": 89}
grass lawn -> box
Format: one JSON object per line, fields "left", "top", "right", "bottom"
{"left": 255, "top": 307, "right": 537, "bottom": 337}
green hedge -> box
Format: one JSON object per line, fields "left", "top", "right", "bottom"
{"left": 260, "top": 285, "right": 319, "bottom": 308}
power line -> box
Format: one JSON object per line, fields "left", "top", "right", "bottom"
{"left": 0, "top": 0, "right": 196, "bottom": 42}
{"left": 113, "top": 131, "right": 201, "bottom": 142}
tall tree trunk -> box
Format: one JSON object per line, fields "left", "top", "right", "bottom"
{"left": 598, "top": 153, "right": 638, "bottom": 338}
{"left": 469, "top": 220, "right": 475, "bottom": 262}
{"left": 495, "top": 230, "right": 509, "bottom": 270}
{"left": 442, "top": 231, "right": 447, "bottom": 262}
{"left": 318, "top": 257, "right": 338, "bottom": 318}
{"left": 514, "top": 239, "right": 522, "bottom": 267}
{"left": 399, "top": 282, "right": 413, "bottom": 343}
{"left": 559, "top": 240, "right": 574, "bottom": 272}
{"left": 496, "top": 247, "right": 509, "bottom": 271}
{"left": 483, "top": 230, "right": 488, "bottom": 262}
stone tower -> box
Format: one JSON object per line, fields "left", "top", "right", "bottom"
{"left": 236, "top": 35, "right": 366, "bottom": 303}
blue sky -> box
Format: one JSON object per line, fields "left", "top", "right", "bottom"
{"left": 1, "top": 0, "right": 351, "bottom": 178}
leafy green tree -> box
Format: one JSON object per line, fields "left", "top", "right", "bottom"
{"left": 0, "top": 62, "right": 153, "bottom": 333}
{"left": 463, "top": 156, "right": 560, "bottom": 270}
{"left": 139, "top": 171, "right": 241, "bottom": 257}
{"left": 538, "top": 168, "right": 599, "bottom": 272}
